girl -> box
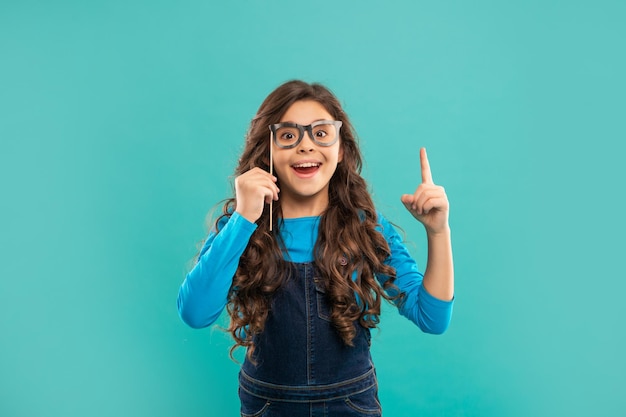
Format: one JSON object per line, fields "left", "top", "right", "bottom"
{"left": 177, "top": 80, "right": 454, "bottom": 417}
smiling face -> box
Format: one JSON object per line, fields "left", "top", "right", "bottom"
{"left": 272, "top": 100, "right": 344, "bottom": 218}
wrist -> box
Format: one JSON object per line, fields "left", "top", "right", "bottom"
{"left": 426, "top": 225, "right": 451, "bottom": 240}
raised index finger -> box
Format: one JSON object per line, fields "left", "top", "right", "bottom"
{"left": 420, "top": 147, "right": 433, "bottom": 184}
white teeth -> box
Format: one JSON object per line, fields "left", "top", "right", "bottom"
{"left": 292, "top": 162, "right": 320, "bottom": 168}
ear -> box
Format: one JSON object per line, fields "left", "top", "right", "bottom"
{"left": 338, "top": 140, "right": 344, "bottom": 163}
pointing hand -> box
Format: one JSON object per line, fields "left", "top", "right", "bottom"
{"left": 401, "top": 148, "right": 450, "bottom": 235}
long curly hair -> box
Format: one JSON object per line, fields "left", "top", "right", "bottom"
{"left": 215, "top": 80, "right": 400, "bottom": 360}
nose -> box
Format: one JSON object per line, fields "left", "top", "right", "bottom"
{"left": 296, "top": 130, "right": 316, "bottom": 153}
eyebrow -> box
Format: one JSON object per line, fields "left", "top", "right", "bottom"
{"left": 278, "top": 118, "right": 331, "bottom": 124}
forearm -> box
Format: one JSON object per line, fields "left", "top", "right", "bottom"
{"left": 422, "top": 227, "right": 454, "bottom": 301}
{"left": 177, "top": 213, "right": 257, "bottom": 328}
{"left": 376, "top": 213, "right": 453, "bottom": 333}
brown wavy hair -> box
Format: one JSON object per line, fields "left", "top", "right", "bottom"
{"left": 215, "top": 80, "right": 400, "bottom": 360}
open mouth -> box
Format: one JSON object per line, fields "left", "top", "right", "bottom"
{"left": 292, "top": 162, "right": 321, "bottom": 175}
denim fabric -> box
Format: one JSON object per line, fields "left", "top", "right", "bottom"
{"left": 239, "top": 263, "right": 382, "bottom": 417}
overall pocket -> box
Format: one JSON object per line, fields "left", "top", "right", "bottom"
{"left": 239, "top": 387, "right": 271, "bottom": 417}
{"left": 343, "top": 385, "right": 382, "bottom": 416}
{"left": 313, "top": 277, "right": 332, "bottom": 322}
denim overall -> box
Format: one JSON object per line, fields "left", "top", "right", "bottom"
{"left": 238, "top": 263, "right": 382, "bottom": 417}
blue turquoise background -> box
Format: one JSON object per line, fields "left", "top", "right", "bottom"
{"left": 1, "top": 1, "right": 625, "bottom": 416}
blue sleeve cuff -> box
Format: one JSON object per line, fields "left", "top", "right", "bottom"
{"left": 417, "top": 284, "right": 454, "bottom": 334}
{"left": 227, "top": 211, "right": 258, "bottom": 233}
{"left": 419, "top": 283, "right": 455, "bottom": 307}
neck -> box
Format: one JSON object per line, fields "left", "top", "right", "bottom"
{"left": 280, "top": 194, "right": 329, "bottom": 219}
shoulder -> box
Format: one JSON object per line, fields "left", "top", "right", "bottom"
{"left": 374, "top": 211, "right": 393, "bottom": 233}
{"left": 354, "top": 209, "right": 397, "bottom": 238}
{"left": 374, "top": 211, "right": 405, "bottom": 246}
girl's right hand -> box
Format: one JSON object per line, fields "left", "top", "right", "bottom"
{"left": 234, "top": 167, "right": 280, "bottom": 223}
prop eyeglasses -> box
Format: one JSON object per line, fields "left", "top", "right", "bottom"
{"left": 269, "top": 120, "right": 343, "bottom": 149}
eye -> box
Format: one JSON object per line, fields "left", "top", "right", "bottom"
{"left": 315, "top": 130, "right": 328, "bottom": 138}
{"left": 281, "top": 132, "right": 295, "bottom": 140}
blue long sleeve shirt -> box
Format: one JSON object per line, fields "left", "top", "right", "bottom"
{"left": 177, "top": 212, "right": 453, "bottom": 334}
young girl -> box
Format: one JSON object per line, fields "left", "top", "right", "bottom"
{"left": 177, "top": 80, "right": 454, "bottom": 417}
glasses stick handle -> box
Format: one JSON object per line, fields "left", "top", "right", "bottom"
{"left": 269, "top": 131, "right": 273, "bottom": 232}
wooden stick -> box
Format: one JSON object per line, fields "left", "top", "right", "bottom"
{"left": 269, "top": 130, "right": 273, "bottom": 232}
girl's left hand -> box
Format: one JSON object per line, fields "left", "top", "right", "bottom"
{"left": 401, "top": 148, "right": 450, "bottom": 235}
